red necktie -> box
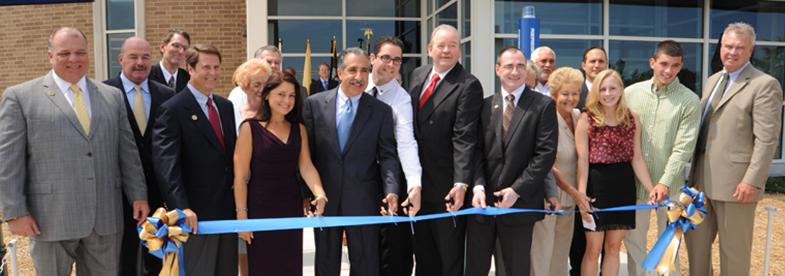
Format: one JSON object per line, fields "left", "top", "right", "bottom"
{"left": 418, "top": 74, "right": 441, "bottom": 109}
{"left": 207, "top": 97, "right": 225, "bottom": 147}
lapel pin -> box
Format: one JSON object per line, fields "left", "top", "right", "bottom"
{"left": 47, "top": 90, "right": 55, "bottom": 96}
{"left": 191, "top": 115, "right": 198, "bottom": 121}
{"left": 494, "top": 104, "right": 499, "bottom": 109}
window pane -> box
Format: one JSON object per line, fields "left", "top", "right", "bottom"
{"left": 267, "top": 0, "right": 341, "bottom": 16}
{"left": 495, "top": 0, "right": 602, "bottom": 35}
{"left": 106, "top": 0, "right": 134, "bottom": 30}
{"left": 608, "top": 41, "right": 702, "bottom": 93}
{"left": 268, "top": 20, "right": 342, "bottom": 53}
{"left": 347, "top": 20, "right": 421, "bottom": 54}
{"left": 282, "top": 56, "right": 334, "bottom": 87}
{"left": 437, "top": 0, "right": 452, "bottom": 9}
{"left": 400, "top": 57, "right": 423, "bottom": 87}
{"left": 462, "top": 0, "right": 471, "bottom": 37}
{"left": 436, "top": 3, "right": 458, "bottom": 28}
{"left": 462, "top": 41, "right": 471, "bottom": 72}
{"left": 107, "top": 32, "right": 134, "bottom": 77}
{"left": 346, "top": 0, "right": 420, "bottom": 17}
{"left": 610, "top": 0, "right": 703, "bottom": 38}
{"left": 711, "top": 1, "right": 785, "bottom": 42}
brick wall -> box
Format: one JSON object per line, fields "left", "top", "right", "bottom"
{"left": 144, "top": 0, "right": 247, "bottom": 97}
{"left": 0, "top": 2, "right": 94, "bottom": 93}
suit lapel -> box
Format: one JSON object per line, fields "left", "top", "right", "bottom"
{"left": 490, "top": 94, "right": 504, "bottom": 148}
{"left": 717, "top": 66, "right": 753, "bottom": 110}
{"left": 419, "top": 65, "right": 463, "bottom": 121}
{"left": 183, "top": 89, "right": 224, "bottom": 153}
{"left": 217, "top": 98, "right": 235, "bottom": 153}
{"left": 322, "top": 90, "right": 340, "bottom": 155}
{"left": 342, "top": 94, "right": 372, "bottom": 154}
{"left": 112, "top": 79, "right": 144, "bottom": 139}
{"left": 147, "top": 85, "right": 163, "bottom": 138}
{"left": 42, "top": 74, "right": 89, "bottom": 138}
{"left": 85, "top": 80, "right": 105, "bottom": 140}
{"left": 503, "top": 88, "right": 532, "bottom": 146}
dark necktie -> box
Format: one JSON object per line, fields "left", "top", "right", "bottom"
{"left": 167, "top": 77, "right": 175, "bottom": 89}
{"left": 207, "top": 97, "right": 225, "bottom": 147}
{"left": 696, "top": 72, "right": 729, "bottom": 152}
{"left": 502, "top": 94, "right": 515, "bottom": 138}
{"left": 371, "top": 87, "right": 379, "bottom": 98}
{"left": 419, "top": 74, "right": 441, "bottom": 110}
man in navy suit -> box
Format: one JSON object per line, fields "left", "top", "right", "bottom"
{"left": 104, "top": 36, "right": 175, "bottom": 276}
{"left": 310, "top": 63, "right": 339, "bottom": 94}
{"left": 152, "top": 44, "right": 237, "bottom": 275}
{"left": 303, "top": 47, "right": 400, "bottom": 276}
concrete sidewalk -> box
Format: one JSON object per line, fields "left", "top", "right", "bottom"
{"left": 301, "top": 228, "right": 630, "bottom": 276}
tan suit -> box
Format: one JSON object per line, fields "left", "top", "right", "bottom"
{"left": 686, "top": 64, "right": 782, "bottom": 276}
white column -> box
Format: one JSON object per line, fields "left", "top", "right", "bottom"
{"left": 471, "top": 0, "right": 495, "bottom": 96}
{"left": 246, "top": 0, "right": 268, "bottom": 60}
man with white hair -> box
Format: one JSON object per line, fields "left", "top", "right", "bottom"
{"left": 686, "top": 22, "right": 783, "bottom": 276}
{"left": 530, "top": 46, "right": 556, "bottom": 96}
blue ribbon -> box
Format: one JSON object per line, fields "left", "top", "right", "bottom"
{"left": 197, "top": 204, "right": 659, "bottom": 235}
{"left": 138, "top": 208, "right": 191, "bottom": 276}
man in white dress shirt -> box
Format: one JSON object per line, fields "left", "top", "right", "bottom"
{"left": 530, "top": 46, "right": 557, "bottom": 96}
{"left": 366, "top": 36, "right": 422, "bottom": 276}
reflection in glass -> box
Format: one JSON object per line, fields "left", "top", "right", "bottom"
{"left": 267, "top": 0, "right": 341, "bottom": 16}
{"left": 462, "top": 42, "right": 471, "bottom": 72}
{"left": 347, "top": 21, "right": 421, "bottom": 54}
{"left": 346, "top": 0, "right": 420, "bottom": 17}
{"left": 610, "top": 0, "right": 703, "bottom": 38}
{"left": 711, "top": 1, "right": 785, "bottom": 42}
{"left": 107, "top": 32, "right": 134, "bottom": 77}
{"left": 462, "top": 0, "right": 471, "bottom": 37}
{"left": 436, "top": 3, "right": 458, "bottom": 28}
{"left": 400, "top": 57, "right": 423, "bottom": 87}
{"left": 106, "top": 0, "right": 134, "bottom": 30}
{"left": 494, "top": 0, "right": 602, "bottom": 35}
{"left": 437, "top": 0, "right": 452, "bottom": 9}
{"left": 282, "top": 57, "right": 334, "bottom": 87}
{"left": 268, "top": 20, "right": 342, "bottom": 53}
{"left": 609, "top": 41, "right": 702, "bottom": 93}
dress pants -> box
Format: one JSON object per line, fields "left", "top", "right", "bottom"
{"left": 119, "top": 197, "right": 161, "bottom": 276}
{"left": 315, "top": 225, "right": 380, "bottom": 276}
{"left": 380, "top": 208, "right": 413, "bottom": 276}
{"left": 531, "top": 211, "right": 575, "bottom": 276}
{"left": 413, "top": 203, "right": 466, "bottom": 276}
{"left": 30, "top": 230, "right": 122, "bottom": 276}
{"left": 466, "top": 215, "right": 534, "bottom": 276}
{"left": 181, "top": 233, "right": 238, "bottom": 276}
{"left": 624, "top": 199, "right": 682, "bottom": 276}
{"left": 685, "top": 197, "right": 757, "bottom": 276}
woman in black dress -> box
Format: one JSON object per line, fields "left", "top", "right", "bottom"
{"left": 233, "top": 73, "right": 327, "bottom": 276}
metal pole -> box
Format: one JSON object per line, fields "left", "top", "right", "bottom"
{"left": 6, "top": 239, "right": 17, "bottom": 276}
{"left": 763, "top": 206, "right": 777, "bottom": 276}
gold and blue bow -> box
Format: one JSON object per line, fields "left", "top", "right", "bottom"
{"left": 137, "top": 208, "right": 191, "bottom": 276}
{"left": 643, "top": 185, "right": 708, "bottom": 275}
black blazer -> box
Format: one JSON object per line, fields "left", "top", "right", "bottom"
{"left": 578, "top": 81, "right": 589, "bottom": 110}
{"left": 309, "top": 78, "right": 339, "bottom": 94}
{"left": 149, "top": 63, "right": 190, "bottom": 93}
{"left": 302, "top": 89, "right": 400, "bottom": 216}
{"left": 473, "top": 87, "right": 558, "bottom": 224}
{"left": 407, "top": 63, "right": 484, "bottom": 204}
{"left": 104, "top": 76, "right": 175, "bottom": 209}
{"left": 152, "top": 88, "right": 237, "bottom": 221}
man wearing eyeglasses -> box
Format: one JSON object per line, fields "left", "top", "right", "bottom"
{"left": 149, "top": 29, "right": 191, "bottom": 92}
{"left": 366, "top": 36, "right": 422, "bottom": 276}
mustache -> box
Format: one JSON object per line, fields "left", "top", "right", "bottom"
{"left": 348, "top": 79, "right": 364, "bottom": 86}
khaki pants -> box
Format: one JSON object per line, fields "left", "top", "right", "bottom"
{"left": 685, "top": 198, "right": 757, "bottom": 276}
{"left": 530, "top": 210, "right": 575, "bottom": 276}
{"left": 624, "top": 199, "right": 683, "bottom": 276}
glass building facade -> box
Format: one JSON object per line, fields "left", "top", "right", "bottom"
{"left": 250, "top": 0, "right": 785, "bottom": 168}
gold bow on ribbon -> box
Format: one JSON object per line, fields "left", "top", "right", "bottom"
{"left": 644, "top": 185, "right": 707, "bottom": 275}
{"left": 138, "top": 208, "right": 191, "bottom": 276}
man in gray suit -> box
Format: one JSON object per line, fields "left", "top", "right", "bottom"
{"left": 0, "top": 27, "right": 149, "bottom": 275}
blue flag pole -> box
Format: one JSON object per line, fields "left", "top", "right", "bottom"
{"left": 518, "top": 6, "right": 540, "bottom": 59}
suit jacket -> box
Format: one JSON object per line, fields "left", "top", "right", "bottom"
{"left": 302, "top": 89, "right": 400, "bottom": 216}
{"left": 0, "top": 72, "right": 146, "bottom": 241}
{"left": 149, "top": 63, "right": 190, "bottom": 93}
{"left": 152, "top": 88, "right": 237, "bottom": 221}
{"left": 473, "top": 87, "right": 558, "bottom": 224}
{"left": 691, "top": 65, "right": 783, "bottom": 202}
{"left": 407, "top": 63, "right": 483, "bottom": 204}
{"left": 578, "top": 82, "right": 589, "bottom": 110}
{"left": 104, "top": 76, "right": 175, "bottom": 209}
{"left": 310, "top": 78, "right": 339, "bottom": 94}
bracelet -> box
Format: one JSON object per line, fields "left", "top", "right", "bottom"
{"left": 236, "top": 208, "right": 248, "bottom": 212}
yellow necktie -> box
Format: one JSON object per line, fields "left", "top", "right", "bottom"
{"left": 69, "top": 85, "right": 90, "bottom": 135}
{"left": 133, "top": 85, "right": 147, "bottom": 135}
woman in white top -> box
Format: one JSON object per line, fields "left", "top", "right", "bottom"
{"left": 530, "top": 67, "right": 592, "bottom": 276}
{"left": 230, "top": 58, "right": 272, "bottom": 131}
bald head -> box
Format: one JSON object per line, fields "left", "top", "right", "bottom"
{"left": 118, "top": 36, "right": 153, "bottom": 84}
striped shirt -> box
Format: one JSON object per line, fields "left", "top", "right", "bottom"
{"left": 625, "top": 78, "right": 701, "bottom": 200}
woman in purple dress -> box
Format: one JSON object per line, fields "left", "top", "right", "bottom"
{"left": 233, "top": 73, "right": 328, "bottom": 276}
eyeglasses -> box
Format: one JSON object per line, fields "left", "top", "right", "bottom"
{"left": 169, "top": 43, "right": 188, "bottom": 50}
{"left": 378, "top": 55, "right": 403, "bottom": 65}
{"left": 500, "top": 63, "right": 526, "bottom": 72}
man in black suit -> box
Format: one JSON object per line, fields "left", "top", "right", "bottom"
{"left": 310, "top": 63, "right": 339, "bottom": 94}
{"left": 577, "top": 47, "right": 607, "bottom": 110}
{"left": 104, "top": 37, "right": 175, "bottom": 276}
{"left": 407, "top": 24, "right": 483, "bottom": 276}
{"left": 466, "top": 47, "right": 557, "bottom": 275}
{"left": 152, "top": 44, "right": 237, "bottom": 275}
{"left": 303, "top": 47, "right": 400, "bottom": 276}
{"left": 148, "top": 29, "right": 191, "bottom": 92}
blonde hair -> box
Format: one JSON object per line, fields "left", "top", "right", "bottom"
{"left": 584, "top": 69, "right": 631, "bottom": 127}
{"left": 232, "top": 58, "right": 272, "bottom": 90}
{"left": 548, "top": 67, "right": 584, "bottom": 98}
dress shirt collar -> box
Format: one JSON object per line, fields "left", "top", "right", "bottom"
{"left": 366, "top": 77, "right": 400, "bottom": 97}
{"left": 337, "top": 87, "right": 362, "bottom": 107}
{"left": 160, "top": 60, "right": 179, "bottom": 83}
{"left": 500, "top": 84, "right": 526, "bottom": 107}
{"left": 649, "top": 77, "right": 681, "bottom": 96}
{"left": 428, "top": 64, "right": 455, "bottom": 83}
{"left": 724, "top": 62, "right": 750, "bottom": 83}
{"left": 51, "top": 70, "right": 87, "bottom": 96}
{"left": 584, "top": 79, "right": 593, "bottom": 93}
{"left": 187, "top": 83, "right": 215, "bottom": 107}
{"left": 120, "top": 73, "right": 150, "bottom": 95}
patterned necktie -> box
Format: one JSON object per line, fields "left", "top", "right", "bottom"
{"left": 167, "top": 77, "right": 175, "bottom": 89}
{"left": 696, "top": 72, "right": 729, "bottom": 152}
{"left": 69, "top": 85, "right": 90, "bottom": 135}
{"left": 419, "top": 73, "right": 441, "bottom": 109}
{"left": 207, "top": 97, "right": 225, "bottom": 147}
{"left": 132, "top": 85, "right": 147, "bottom": 135}
{"left": 337, "top": 98, "right": 354, "bottom": 152}
{"left": 502, "top": 94, "right": 515, "bottom": 138}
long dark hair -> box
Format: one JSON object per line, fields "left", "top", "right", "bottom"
{"left": 259, "top": 73, "right": 303, "bottom": 124}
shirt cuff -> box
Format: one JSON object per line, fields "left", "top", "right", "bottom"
{"left": 454, "top": 182, "right": 469, "bottom": 191}
{"left": 473, "top": 185, "right": 485, "bottom": 193}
